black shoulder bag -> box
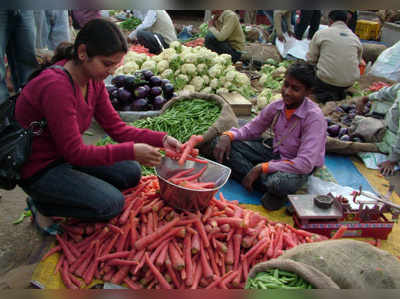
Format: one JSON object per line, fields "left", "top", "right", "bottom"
{"left": 0, "top": 65, "right": 74, "bottom": 190}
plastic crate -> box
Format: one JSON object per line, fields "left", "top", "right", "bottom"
{"left": 355, "top": 20, "right": 381, "bottom": 40}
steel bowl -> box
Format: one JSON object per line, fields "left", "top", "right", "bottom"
{"left": 155, "top": 156, "right": 231, "bottom": 212}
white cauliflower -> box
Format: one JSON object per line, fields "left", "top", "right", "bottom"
{"left": 225, "top": 65, "right": 236, "bottom": 72}
{"left": 224, "top": 81, "right": 233, "bottom": 90}
{"left": 197, "top": 63, "right": 207, "bottom": 74}
{"left": 201, "top": 86, "right": 213, "bottom": 94}
{"left": 190, "top": 76, "right": 205, "bottom": 91}
{"left": 216, "top": 88, "right": 229, "bottom": 95}
{"left": 177, "top": 74, "right": 189, "bottom": 84}
{"left": 183, "top": 85, "right": 196, "bottom": 93}
{"left": 210, "top": 78, "right": 219, "bottom": 89}
{"left": 160, "top": 48, "right": 176, "bottom": 60}
{"left": 114, "top": 65, "right": 125, "bottom": 76}
{"left": 236, "top": 72, "right": 250, "bottom": 86}
{"left": 209, "top": 64, "right": 223, "bottom": 78}
{"left": 169, "top": 41, "right": 183, "bottom": 53}
{"left": 181, "top": 63, "right": 196, "bottom": 75}
{"left": 122, "top": 61, "right": 139, "bottom": 74}
{"left": 219, "top": 53, "right": 232, "bottom": 66}
{"left": 259, "top": 74, "right": 268, "bottom": 86}
{"left": 202, "top": 75, "right": 210, "bottom": 85}
{"left": 161, "top": 69, "right": 173, "bottom": 79}
{"left": 182, "top": 53, "right": 197, "bottom": 64}
{"left": 152, "top": 55, "right": 162, "bottom": 63}
{"left": 157, "top": 60, "right": 169, "bottom": 73}
{"left": 141, "top": 60, "right": 157, "bottom": 72}
{"left": 225, "top": 70, "right": 237, "bottom": 82}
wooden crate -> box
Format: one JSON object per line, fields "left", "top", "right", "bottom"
{"left": 219, "top": 92, "right": 252, "bottom": 116}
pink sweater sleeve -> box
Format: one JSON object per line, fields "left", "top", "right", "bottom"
{"left": 40, "top": 79, "right": 136, "bottom": 167}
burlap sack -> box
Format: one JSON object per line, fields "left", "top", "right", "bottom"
{"left": 326, "top": 136, "right": 380, "bottom": 155}
{"left": 241, "top": 43, "right": 282, "bottom": 64}
{"left": 248, "top": 239, "right": 400, "bottom": 289}
{"left": 349, "top": 116, "right": 386, "bottom": 143}
{"left": 160, "top": 92, "right": 238, "bottom": 145}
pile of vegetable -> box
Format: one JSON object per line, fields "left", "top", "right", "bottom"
{"left": 245, "top": 269, "right": 313, "bottom": 289}
{"left": 132, "top": 99, "right": 221, "bottom": 143}
{"left": 326, "top": 102, "right": 371, "bottom": 142}
{"left": 129, "top": 45, "right": 154, "bottom": 57}
{"left": 119, "top": 17, "right": 142, "bottom": 31}
{"left": 42, "top": 176, "right": 329, "bottom": 289}
{"left": 114, "top": 41, "right": 256, "bottom": 98}
{"left": 106, "top": 69, "right": 176, "bottom": 112}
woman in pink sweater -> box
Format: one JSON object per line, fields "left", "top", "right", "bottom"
{"left": 15, "top": 19, "right": 180, "bottom": 234}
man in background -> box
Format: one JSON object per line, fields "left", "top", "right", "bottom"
{"left": 204, "top": 10, "right": 245, "bottom": 63}
{"left": 128, "top": 10, "right": 177, "bottom": 55}
{"left": 307, "top": 10, "right": 362, "bottom": 103}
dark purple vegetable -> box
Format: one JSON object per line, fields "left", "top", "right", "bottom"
{"left": 131, "top": 98, "right": 149, "bottom": 111}
{"left": 142, "top": 70, "right": 154, "bottom": 81}
{"left": 134, "top": 86, "right": 148, "bottom": 99}
{"left": 117, "top": 88, "right": 133, "bottom": 105}
{"left": 111, "top": 88, "right": 120, "bottom": 100}
{"left": 106, "top": 85, "right": 118, "bottom": 95}
{"left": 111, "top": 98, "right": 120, "bottom": 109}
{"left": 340, "top": 105, "right": 351, "bottom": 113}
{"left": 153, "top": 95, "right": 167, "bottom": 110}
{"left": 149, "top": 76, "right": 162, "bottom": 87}
{"left": 150, "top": 86, "right": 162, "bottom": 97}
{"left": 143, "top": 84, "right": 151, "bottom": 95}
{"left": 327, "top": 124, "right": 341, "bottom": 137}
{"left": 338, "top": 127, "right": 348, "bottom": 137}
{"left": 161, "top": 78, "right": 170, "bottom": 86}
{"left": 111, "top": 75, "right": 126, "bottom": 88}
{"left": 339, "top": 134, "right": 351, "bottom": 141}
{"left": 162, "top": 83, "right": 174, "bottom": 95}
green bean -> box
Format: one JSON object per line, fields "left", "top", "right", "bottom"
{"left": 245, "top": 268, "right": 313, "bottom": 290}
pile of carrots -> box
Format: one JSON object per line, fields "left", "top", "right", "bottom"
{"left": 368, "top": 81, "right": 391, "bottom": 92}
{"left": 130, "top": 45, "right": 154, "bottom": 56}
{"left": 42, "top": 176, "right": 331, "bottom": 289}
{"left": 184, "top": 38, "right": 205, "bottom": 48}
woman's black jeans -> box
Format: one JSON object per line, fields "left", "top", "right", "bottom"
{"left": 20, "top": 161, "right": 141, "bottom": 221}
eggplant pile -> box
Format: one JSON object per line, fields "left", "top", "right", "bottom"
{"left": 106, "top": 70, "right": 177, "bottom": 112}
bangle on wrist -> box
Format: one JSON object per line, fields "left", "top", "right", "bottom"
{"left": 222, "top": 131, "right": 234, "bottom": 141}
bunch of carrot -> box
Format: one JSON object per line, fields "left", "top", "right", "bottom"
{"left": 42, "top": 176, "right": 329, "bottom": 289}
{"left": 184, "top": 38, "right": 205, "bottom": 47}
{"left": 130, "top": 45, "right": 154, "bottom": 56}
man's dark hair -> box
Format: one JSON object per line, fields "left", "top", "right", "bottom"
{"left": 328, "top": 10, "right": 348, "bottom": 22}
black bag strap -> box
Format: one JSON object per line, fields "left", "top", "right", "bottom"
{"left": 27, "top": 65, "right": 75, "bottom": 135}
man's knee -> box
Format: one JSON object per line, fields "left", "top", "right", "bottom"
{"left": 261, "top": 172, "right": 307, "bottom": 196}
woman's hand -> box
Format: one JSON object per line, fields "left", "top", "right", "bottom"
{"left": 356, "top": 96, "right": 369, "bottom": 115}
{"left": 162, "top": 135, "right": 182, "bottom": 153}
{"left": 242, "top": 164, "right": 263, "bottom": 192}
{"left": 134, "top": 143, "right": 162, "bottom": 167}
{"left": 378, "top": 160, "right": 397, "bottom": 176}
{"left": 213, "top": 135, "right": 231, "bottom": 163}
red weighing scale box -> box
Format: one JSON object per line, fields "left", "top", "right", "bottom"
{"left": 288, "top": 193, "right": 398, "bottom": 240}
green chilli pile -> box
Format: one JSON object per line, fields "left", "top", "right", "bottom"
{"left": 128, "top": 99, "right": 221, "bottom": 143}
{"left": 245, "top": 269, "right": 313, "bottom": 290}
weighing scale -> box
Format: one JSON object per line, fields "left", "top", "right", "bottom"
{"left": 288, "top": 186, "right": 400, "bottom": 240}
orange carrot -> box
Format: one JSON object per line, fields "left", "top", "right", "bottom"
{"left": 178, "top": 135, "right": 204, "bottom": 166}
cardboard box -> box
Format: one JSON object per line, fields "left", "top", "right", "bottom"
{"left": 219, "top": 92, "right": 252, "bottom": 116}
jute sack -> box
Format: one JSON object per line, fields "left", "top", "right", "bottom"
{"left": 326, "top": 136, "right": 380, "bottom": 155}
{"left": 248, "top": 239, "right": 400, "bottom": 289}
{"left": 160, "top": 92, "right": 239, "bottom": 145}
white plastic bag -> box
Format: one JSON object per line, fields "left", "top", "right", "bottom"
{"left": 369, "top": 40, "right": 400, "bottom": 82}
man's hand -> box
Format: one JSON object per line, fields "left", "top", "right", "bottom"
{"left": 242, "top": 164, "right": 263, "bottom": 192}
{"left": 162, "top": 135, "right": 182, "bottom": 153}
{"left": 356, "top": 96, "right": 370, "bottom": 115}
{"left": 213, "top": 135, "right": 231, "bottom": 163}
{"left": 378, "top": 160, "right": 397, "bottom": 176}
{"left": 134, "top": 143, "right": 162, "bottom": 167}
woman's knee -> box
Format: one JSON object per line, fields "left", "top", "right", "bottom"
{"left": 95, "top": 189, "right": 125, "bottom": 220}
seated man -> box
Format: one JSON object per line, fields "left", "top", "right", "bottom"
{"left": 128, "top": 10, "right": 177, "bottom": 55}
{"left": 306, "top": 10, "right": 362, "bottom": 103}
{"left": 273, "top": 10, "right": 295, "bottom": 42}
{"left": 204, "top": 10, "right": 245, "bottom": 63}
{"left": 357, "top": 83, "right": 400, "bottom": 176}
{"left": 211, "top": 62, "right": 327, "bottom": 211}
